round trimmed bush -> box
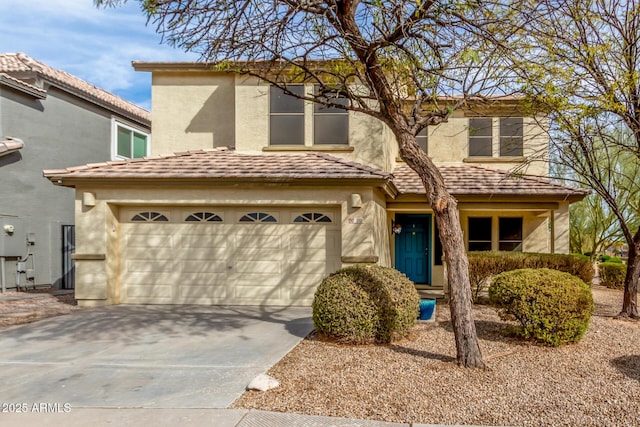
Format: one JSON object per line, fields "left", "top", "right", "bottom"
{"left": 312, "top": 264, "right": 420, "bottom": 344}
{"left": 488, "top": 268, "right": 594, "bottom": 346}
{"left": 600, "top": 262, "right": 627, "bottom": 289}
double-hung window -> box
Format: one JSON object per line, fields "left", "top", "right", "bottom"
{"left": 468, "top": 217, "right": 493, "bottom": 251}
{"left": 113, "top": 120, "right": 149, "bottom": 159}
{"left": 417, "top": 127, "right": 428, "bottom": 154}
{"left": 468, "top": 118, "right": 493, "bottom": 157}
{"left": 498, "top": 217, "right": 523, "bottom": 251}
{"left": 499, "top": 118, "right": 523, "bottom": 156}
{"left": 314, "top": 86, "right": 349, "bottom": 145}
{"left": 467, "top": 216, "right": 523, "bottom": 252}
{"left": 269, "top": 85, "right": 305, "bottom": 146}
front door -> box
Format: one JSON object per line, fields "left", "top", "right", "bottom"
{"left": 394, "top": 214, "right": 431, "bottom": 284}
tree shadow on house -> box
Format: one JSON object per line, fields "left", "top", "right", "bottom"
{"left": 611, "top": 355, "right": 640, "bottom": 381}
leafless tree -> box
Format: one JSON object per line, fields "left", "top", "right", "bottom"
{"left": 98, "top": 0, "right": 530, "bottom": 366}
{"left": 514, "top": 0, "right": 640, "bottom": 317}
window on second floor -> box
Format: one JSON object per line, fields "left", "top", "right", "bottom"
{"left": 113, "top": 120, "right": 150, "bottom": 160}
{"left": 416, "top": 127, "right": 428, "bottom": 154}
{"left": 468, "top": 117, "right": 525, "bottom": 158}
{"left": 499, "top": 117, "right": 524, "bottom": 157}
{"left": 314, "top": 86, "right": 349, "bottom": 145}
{"left": 270, "top": 85, "right": 305, "bottom": 146}
{"left": 468, "top": 118, "right": 493, "bottom": 157}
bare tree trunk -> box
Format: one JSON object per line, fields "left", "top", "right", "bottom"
{"left": 619, "top": 231, "right": 640, "bottom": 319}
{"left": 398, "top": 135, "right": 484, "bottom": 368}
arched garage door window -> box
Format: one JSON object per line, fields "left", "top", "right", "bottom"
{"left": 131, "top": 211, "right": 168, "bottom": 222}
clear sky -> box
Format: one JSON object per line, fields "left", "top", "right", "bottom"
{"left": 0, "top": 0, "right": 199, "bottom": 110}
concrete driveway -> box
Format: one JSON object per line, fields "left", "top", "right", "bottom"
{"left": 0, "top": 305, "right": 312, "bottom": 408}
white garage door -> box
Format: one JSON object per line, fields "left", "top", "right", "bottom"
{"left": 119, "top": 208, "right": 341, "bottom": 306}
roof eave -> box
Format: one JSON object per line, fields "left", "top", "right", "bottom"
{"left": 0, "top": 74, "right": 46, "bottom": 99}
{"left": 43, "top": 175, "right": 393, "bottom": 189}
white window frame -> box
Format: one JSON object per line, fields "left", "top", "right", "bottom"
{"left": 111, "top": 118, "right": 151, "bottom": 160}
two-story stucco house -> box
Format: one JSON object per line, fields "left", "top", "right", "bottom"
{"left": 44, "top": 62, "right": 587, "bottom": 307}
{"left": 0, "top": 53, "right": 150, "bottom": 292}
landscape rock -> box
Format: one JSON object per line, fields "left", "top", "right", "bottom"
{"left": 247, "top": 373, "right": 280, "bottom": 391}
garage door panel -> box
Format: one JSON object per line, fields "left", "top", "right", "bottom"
{"left": 289, "top": 232, "right": 326, "bottom": 249}
{"left": 233, "top": 260, "right": 282, "bottom": 274}
{"left": 287, "top": 248, "right": 328, "bottom": 262}
{"left": 234, "top": 234, "right": 283, "bottom": 249}
{"left": 179, "top": 285, "right": 227, "bottom": 299}
{"left": 120, "top": 208, "right": 340, "bottom": 305}
{"left": 179, "top": 234, "right": 228, "bottom": 249}
{"left": 181, "top": 260, "right": 227, "bottom": 273}
{"left": 288, "top": 286, "right": 317, "bottom": 304}
{"left": 232, "top": 249, "right": 283, "bottom": 262}
{"left": 125, "top": 285, "right": 173, "bottom": 298}
{"left": 126, "top": 260, "right": 177, "bottom": 273}
{"left": 233, "top": 285, "right": 282, "bottom": 300}
{"left": 289, "top": 260, "right": 328, "bottom": 275}
{"left": 126, "top": 234, "right": 174, "bottom": 248}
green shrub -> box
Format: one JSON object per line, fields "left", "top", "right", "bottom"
{"left": 312, "top": 264, "right": 420, "bottom": 344}
{"left": 600, "top": 262, "right": 627, "bottom": 289}
{"left": 489, "top": 268, "right": 594, "bottom": 346}
{"left": 468, "top": 252, "right": 594, "bottom": 302}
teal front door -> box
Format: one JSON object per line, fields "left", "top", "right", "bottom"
{"left": 394, "top": 214, "right": 431, "bottom": 284}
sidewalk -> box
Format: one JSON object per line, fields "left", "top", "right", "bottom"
{"left": 0, "top": 408, "right": 484, "bottom": 427}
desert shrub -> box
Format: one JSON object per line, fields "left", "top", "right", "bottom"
{"left": 312, "top": 264, "right": 420, "bottom": 344}
{"left": 468, "top": 252, "right": 594, "bottom": 302}
{"left": 600, "top": 262, "right": 627, "bottom": 289}
{"left": 489, "top": 268, "right": 594, "bottom": 346}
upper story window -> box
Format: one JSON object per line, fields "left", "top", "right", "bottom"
{"left": 468, "top": 118, "right": 493, "bottom": 157}
{"left": 113, "top": 119, "right": 150, "bottom": 160}
{"left": 314, "top": 86, "right": 348, "bottom": 145}
{"left": 270, "top": 85, "right": 305, "bottom": 146}
{"left": 468, "top": 117, "right": 524, "bottom": 158}
{"left": 417, "top": 127, "right": 428, "bottom": 154}
{"left": 499, "top": 118, "right": 523, "bottom": 157}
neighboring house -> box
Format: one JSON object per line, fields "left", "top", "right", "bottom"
{"left": 0, "top": 53, "right": 150, "bottom": 291}
{"left": 44, "top": 62, "right": 587, "bottom": 307}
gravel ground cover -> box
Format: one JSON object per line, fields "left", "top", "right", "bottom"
{"left": 0, "top": 289, "right": 82, "bottom": 328}
{"left": 233, "top": 286, "right": 640, "bottom": 427}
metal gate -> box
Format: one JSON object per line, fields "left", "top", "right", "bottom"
{"left": 62, "top": 225, "right": 75, "bottom": 289}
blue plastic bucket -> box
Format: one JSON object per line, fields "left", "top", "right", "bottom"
{"left": 418, "top": 299, "right": 436, "bottom": 321}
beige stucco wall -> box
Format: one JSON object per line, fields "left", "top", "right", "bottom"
{"left": 553, "top": 202, "right": 571, "bottom": 254}
{"left": 71, "top": 184, "right": 388, "bottom": 306}
{"left": 148, "top": 69, "right": 549, "bottom": 175}
{"left": 150, "top": 72, "right": 236, "bottom": 155}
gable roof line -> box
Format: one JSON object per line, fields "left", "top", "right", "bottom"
{"left": 0, "top": 72, "right": 47, "bottom": 98}
{"left": 0, "top": 53, "right": 150, "bottom": 127}
{"left": 42, "top": 149, "right": 395, "bottom": 187}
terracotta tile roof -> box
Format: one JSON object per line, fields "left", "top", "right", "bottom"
{"left": 0, "top": 72, "right": 46, "bottom": 98}
{"left": 0, "top": 53, "right": 150, "bottom": 126}
{"left": 43, "top": 149, "right": 392, "bottom": 183}
{"left": 0, "top": 137, "right": 24, "bottom": 157}
{"left": 393, "top": 163, "right": 589, "bottom": 199}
